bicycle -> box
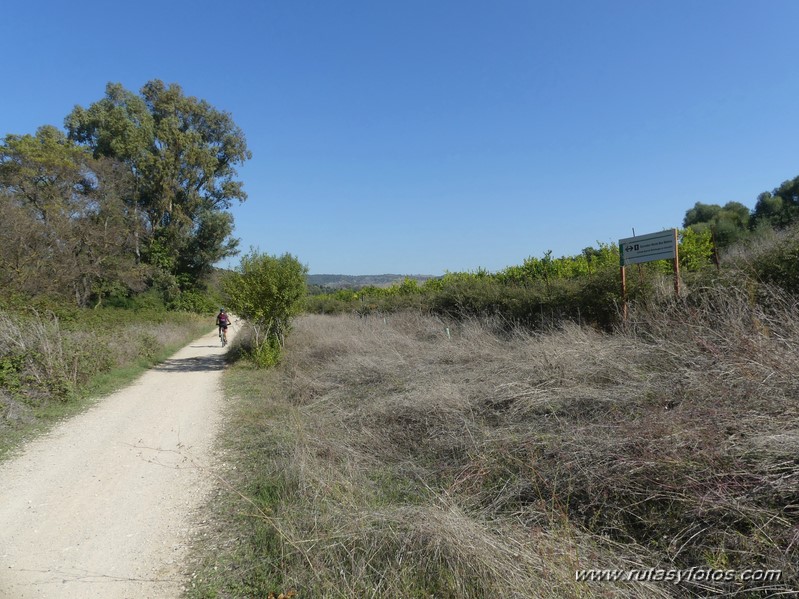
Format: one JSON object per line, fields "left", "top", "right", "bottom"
{"left": 217, "top": 309, "right": 231, "bottom": 347}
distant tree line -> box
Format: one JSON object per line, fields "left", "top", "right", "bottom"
{"left": 683, "top": 175, "right": 799, "bottom": 249}
{"left": 0, "top": 80, "right": 251, "bottom": 309}
{"left": 307, "top": 171, "right": 799, "bottom": 328}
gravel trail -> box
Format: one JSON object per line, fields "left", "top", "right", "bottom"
{"left": 0, "top": 327, "right": 234, "bottom": 598}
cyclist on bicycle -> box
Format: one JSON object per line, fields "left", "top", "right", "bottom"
{"left": 216, "top": 309, "right": 230, "bottom": 342}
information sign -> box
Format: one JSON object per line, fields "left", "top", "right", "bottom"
{"left": 619, "top": 229, "right": 677, "bottom": 266}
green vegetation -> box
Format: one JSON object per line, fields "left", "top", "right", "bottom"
{"left": 305, "top": 235, "right": 713, "bottom": 329}
{"left": 223, "top": 251, "right": 308, "bottom": 367}
{"left": 683, "top": 175, "right": 799, "bottom": 249}
{"left": 1, "top": 79, "right": 249, "bottom": 309}
{"left": 0, "top": 126, "right": 145, "bottom": 306}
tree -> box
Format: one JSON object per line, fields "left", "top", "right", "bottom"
{"left": 678, "top": 227, "right": 714, "bottom": 271}
{"left": 65, "top": 80, "right": 252, "bottom": 289}
{"left": 223, "top": 251, "right": 307, "bottom": 365}
{"left": 0, "top": 126, "right": 144, "bottom": 306}
{"left": 683, "top": 201, "right": 752, "bottom": 248}
{"left": 752, "top": 192, "right": 785, "bottom": 227}
{"left": 683, "top": 202, "right": 722, "bottom": 228}
{"left": 752, "top": 177, "right": 799, "bottom": 229}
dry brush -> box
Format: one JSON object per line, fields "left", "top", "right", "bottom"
{"left": 192, "top": 286, "right": 799, "bottom": 597}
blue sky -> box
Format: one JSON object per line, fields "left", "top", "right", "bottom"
{"left": 3, "top": 1, "right": 799, "bottom": 275}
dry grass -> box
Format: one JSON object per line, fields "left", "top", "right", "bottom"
{"left": 191, "top": 294, "right": 799, "bottom": 598}
{"left": 0, "top": 308, "right": 208, "bottom": 446}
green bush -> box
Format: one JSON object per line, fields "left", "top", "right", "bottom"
{"left": 224, "top": 251, "right": 308, "bottom": 367}
{"left": 304, "top": 294, "right": 358, "bottom": 315}
{"left": 250, "top": 335, "right": 282, "bottom": 367}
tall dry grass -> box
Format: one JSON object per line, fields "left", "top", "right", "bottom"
{"left": 0, "top": 308, "right": 208, "bottom": 438}
{"left": 192, "top": 288, "right": 798, "bottom": 597}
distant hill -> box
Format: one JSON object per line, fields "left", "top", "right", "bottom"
{"left": 307, "top": 274, "right": 436, "bottom": 289}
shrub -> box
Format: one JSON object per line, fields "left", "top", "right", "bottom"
{"left": 224, "top": 251, "right": 308, "bottom": 366}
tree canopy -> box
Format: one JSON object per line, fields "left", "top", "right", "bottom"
{"left": 752, "top": 176, "right": 799, "bottom": 228}
{"left": 683, "top": 200, "right": 752, "bottom": 248}
{"left": 65, "top": 80, "right": 252, "bottom": 287}
{"left": 0, "top": 80, "right": 251, "bottom": 308}
{"left": 683, "top": 176, "right": 799, "bottom": 251}
{"left": 0, "top": 126, "right": 144, "bottom": 306}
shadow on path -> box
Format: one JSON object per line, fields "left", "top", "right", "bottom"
{"left": 154, "top": 354, "right": 225, "bottom": 373}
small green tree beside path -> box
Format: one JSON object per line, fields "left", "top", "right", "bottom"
{"left": 223, "top": 251, "right": 307, "bottom": 366}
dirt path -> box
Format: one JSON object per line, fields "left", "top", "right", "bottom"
{"left": 0, "top": 326, "right": 236, "bottom": 598}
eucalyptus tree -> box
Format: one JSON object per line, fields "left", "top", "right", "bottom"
{"left": 65, "top": 80, "right": 252, "bottom": 288}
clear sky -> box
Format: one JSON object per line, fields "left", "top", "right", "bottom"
{"left": 3, "top": 0, "right": 799, "bottom": 275}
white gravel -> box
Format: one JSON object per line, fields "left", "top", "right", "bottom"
{"left": 0, "top": 327, "right": 234, "bottom": 598}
